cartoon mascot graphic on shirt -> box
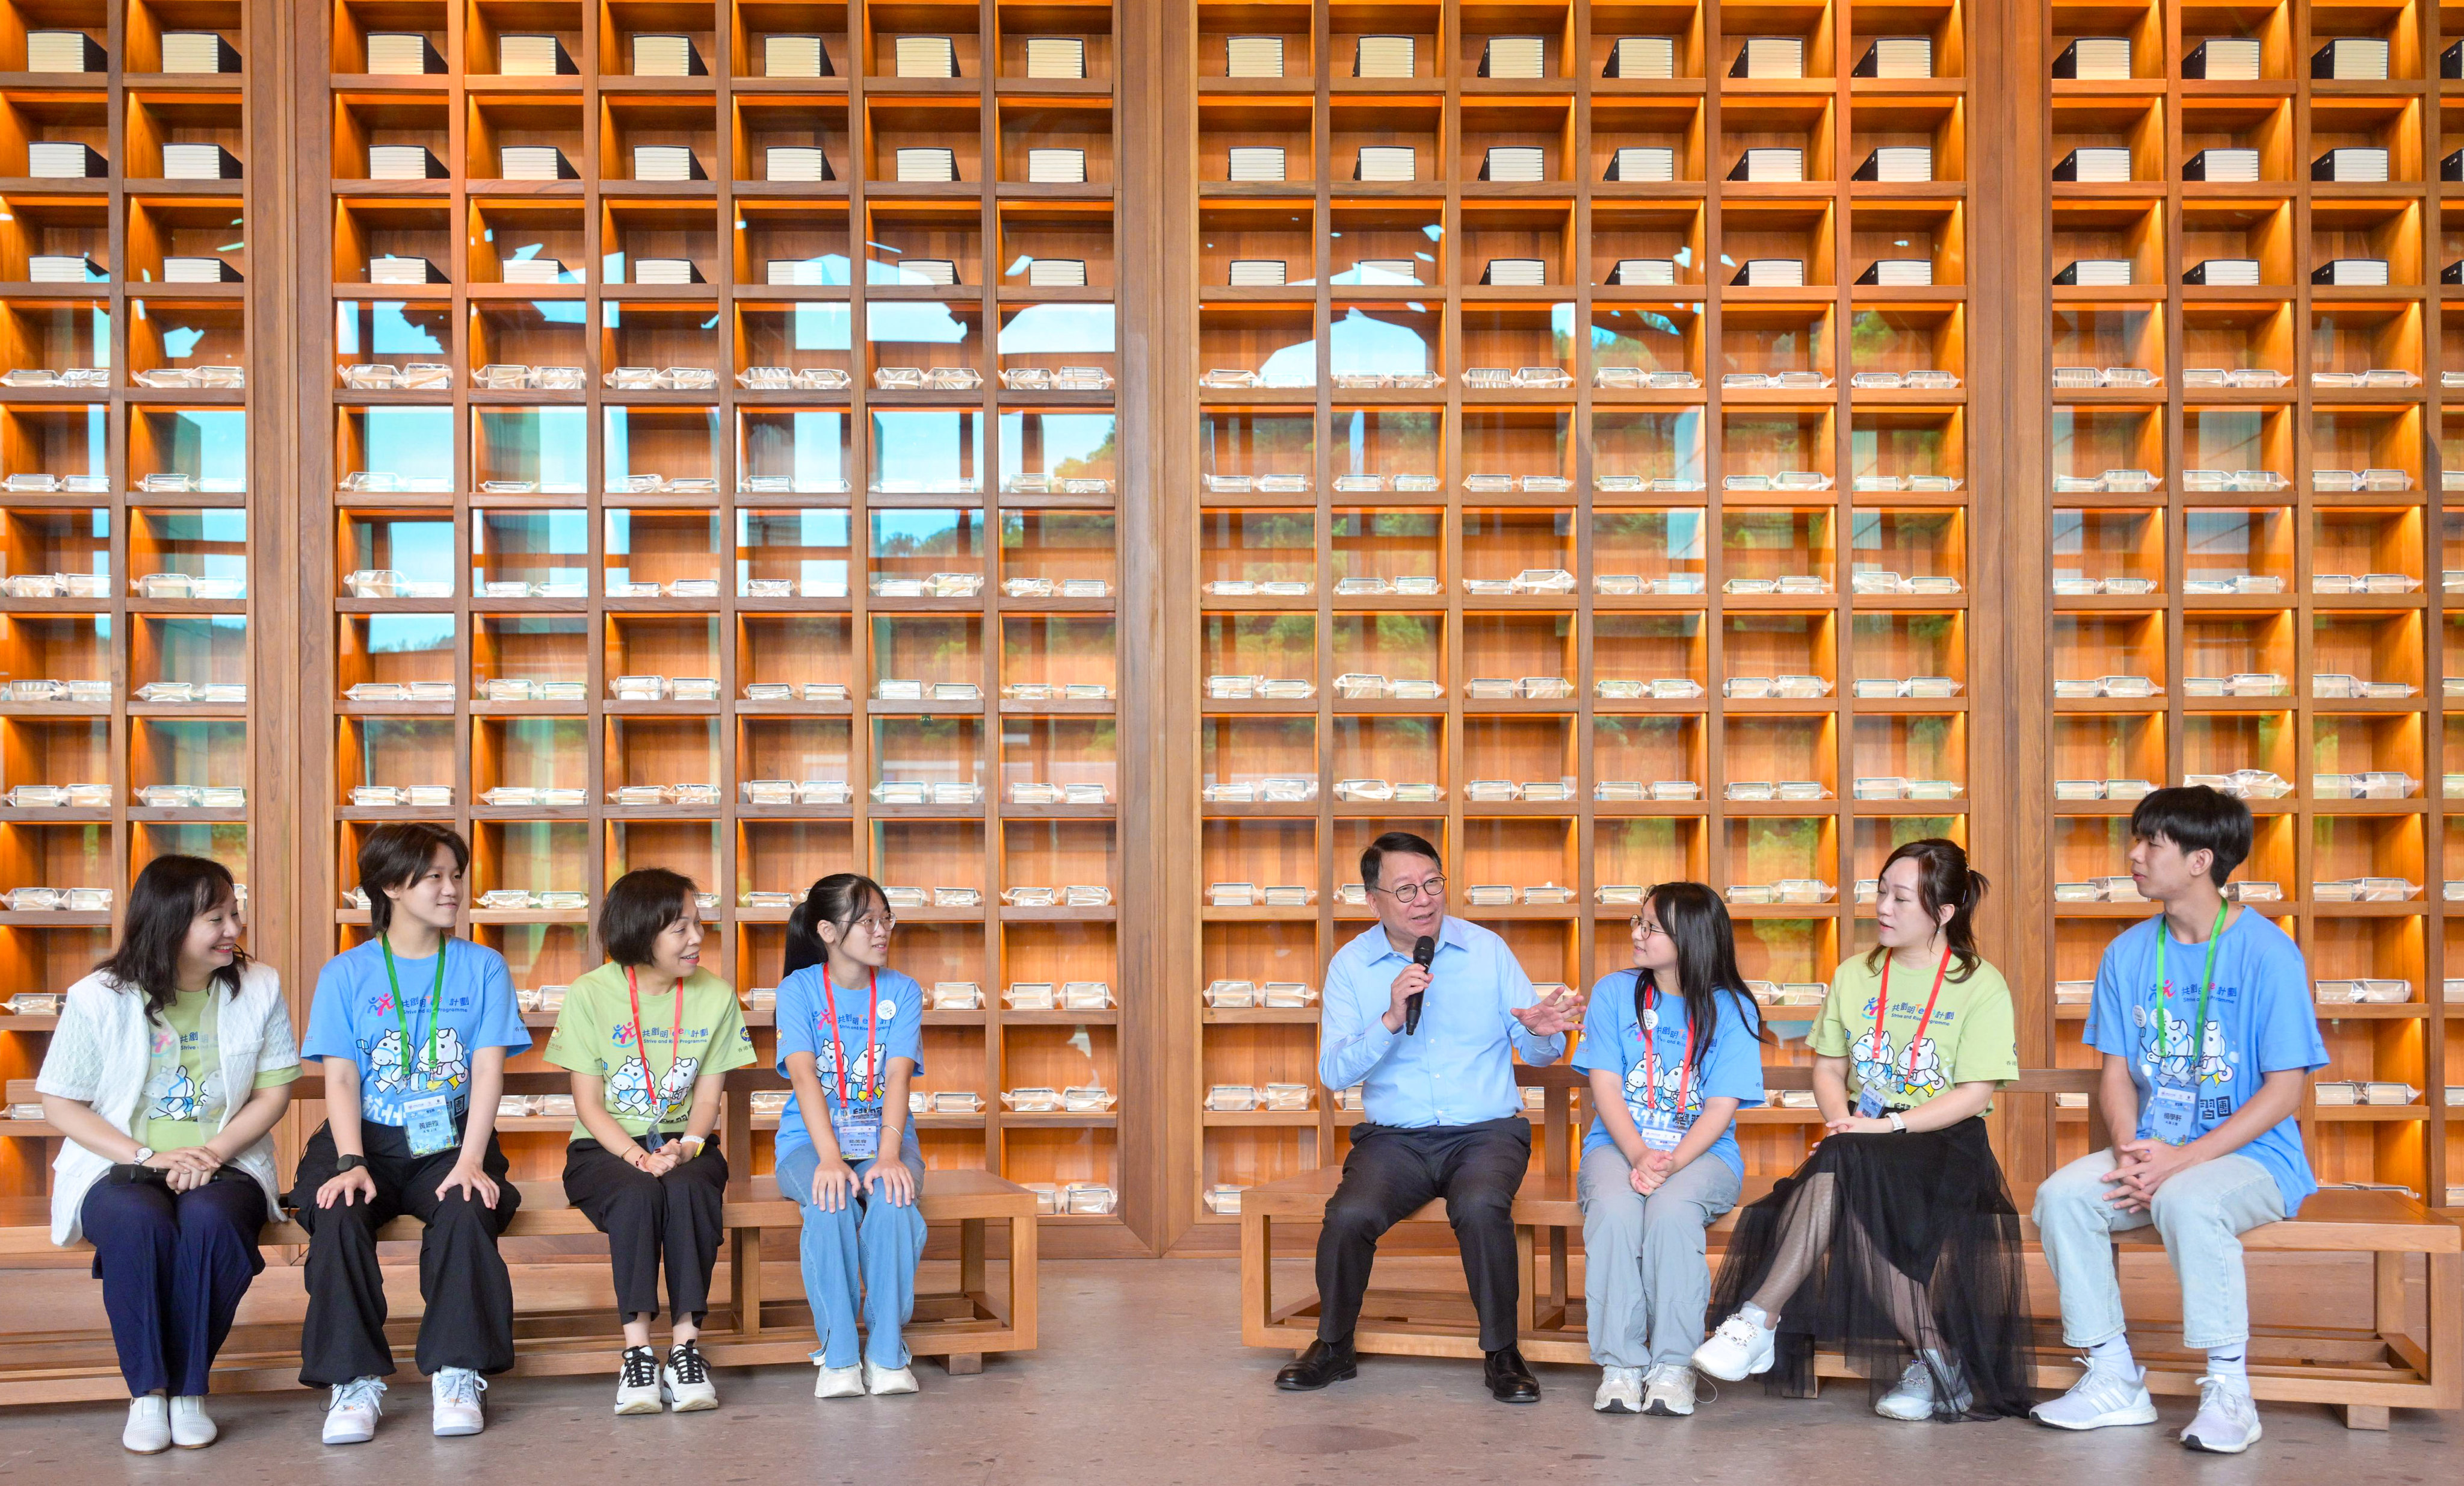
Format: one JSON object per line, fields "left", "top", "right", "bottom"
{"left": 144, "top": 1066, "right": 206, "bottom": 1124}
{"left": 2138, "top": 1004, "right": 2196, "bottom": 1086}
{"left": 1850, "top": 1029, "right": 1897, "bottom": 1097}
{"left": 1899, "top": 1037, "right": 1948, "bottom": 1102}
{"left": 608, "top": 1052, "right": 702, "bottom": 1123}
{"left": 362, "top": 1026, "right": 472, "bottom": 1096}
{"left": 815, "top": 1038, "right": 892, "bottom": 1100}
{"left": 2196, "top": 1016, "right": 2235, "bottom": 1089}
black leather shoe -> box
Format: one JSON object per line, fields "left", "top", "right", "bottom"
{"left": 1484, "top": 1346, "right": 1540, "bottom": 1403}
{"left": 1276, "top": 1339, "right": 1359, "bottom": 1391}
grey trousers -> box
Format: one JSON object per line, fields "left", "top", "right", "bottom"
{"left": 1578, "top": 1144, "right": 1744, "bottom": 1369}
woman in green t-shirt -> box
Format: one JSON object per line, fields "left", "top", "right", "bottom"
{"left": 546, "top": 868, "right": 755, "bottom": 1416}
{"left": 1691, "top": 838, "right": 2031, "bottom": 1421}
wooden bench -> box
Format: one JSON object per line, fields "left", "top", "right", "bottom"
{"left": 1241, "top": 1063, "right": 2463, "bottom": 1428}
{"left": 0, "top": 1070, "right": 1036, "bottom": 1404}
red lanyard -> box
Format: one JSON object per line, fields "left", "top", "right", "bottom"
{"left": 1641, "top": 980, "right": 1694, "bottom": 1113}
{"left": 822, "top": 964, "right": 880, "bottom": 1103}
{"left": 1870, "top": 946, "right": 1951, "bottom": 1080}
{"left": 625, "top": 966, "right": 687, "bottom": 1122}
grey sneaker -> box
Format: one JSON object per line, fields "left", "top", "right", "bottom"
{"left": 2181, "top": 1376, "right": 2261, "bottom": 1453}
{"left": 430, "top": 1367, "right": 486, "bottom": 1437}
{"left": 1592, "top": 1366, "right": 1643, "bottom": 1413}
{"left": 1640, "top": 1363, "right": 1696, "bottom": 1417}
{"left": 1874, "top": 1358, "right": 1938, "bottom": 1421}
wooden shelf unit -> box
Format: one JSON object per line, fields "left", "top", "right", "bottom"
{"left": 312, "top": 0, "right": 1134, "bottom": 1237}
{"left": 1185, "top": 0, "right": 1978, "bottom": 1227}
{"left": 2040, "top": 0, "right": 2457, "bottom": 1205}
{"left": 0, "top": 0, "right": 268, "bottom": 1204}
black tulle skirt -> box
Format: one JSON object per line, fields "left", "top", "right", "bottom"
{"left": 1707, "top": 1116, "right": 2031, "bottom": 1419}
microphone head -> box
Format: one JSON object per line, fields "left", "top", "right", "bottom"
{"left": 1412, "top": 935, "right": 1435, "bottom": 967}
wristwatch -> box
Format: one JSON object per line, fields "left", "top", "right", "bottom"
{"left": 335, "top": 1153, "right": 368, "bottom": 1172}
{"left": 1887, "top": 1111, "right": 1908, "bottom": 1133}
{"left": 131, "top": 1145, "right": 154, "bottom": 1165}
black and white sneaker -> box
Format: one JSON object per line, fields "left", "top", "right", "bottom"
{"left": 664, "top": 1340, "right": 718, "bottom": 1411}
{"left": 615, "top": 1346, "right": 662, "bottom": 1414}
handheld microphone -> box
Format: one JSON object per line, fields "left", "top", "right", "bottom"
{"left": 1404, "top": 935, "right": 1435, "bottom": 1035}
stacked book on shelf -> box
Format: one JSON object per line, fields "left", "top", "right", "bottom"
{"left": 2054, "top": 259, "right": 2131, "bottom": 286}
{"left": 1731, "top": 259, "right": 1804, "bottom": 287}
{"left": 2184, "top": 259, "right": 2259, "bottom": 285}
{"left": 1356, "top": 146, "right": 1415, "bottom": 182}
{"left": 2183, "top": 37, "right": 2259, "bottom": 79}
{"left": 895, "top": 36, "right": 957, "bottom": 77}
{"left": 767, "top": 147, "right": 833, "bottom": 182}
{"left": 2313, "top": 37, "right": 2389, "bottom": 79}
{"left": 635, "top": 146, "right": 704, "bottom": 182}
{"left": 633, "top": 34, "right": 705, "bottom": 74}
{"left": 1229, "top": 259, "right": 1286, "bottom": 286}
{"left": 1854, "top": 148, "right": 1931, "bottom": 182}
{"left": 1857, "top": 259, "right": 1932, "bottom": 286}
{"left": 1854, "top": 37, "right": 1931, "bottom": 76}
{"left": 1227, "top": 146, "right": 1285, "bottom": 182}
{"left": 366, "top": 32, "right": 443, "bottom": 73}
{"left": 1027, "top": 38, "right": 1087, "bottom": 78}
{"left": 28, "top": 143, "right": 104, "bottom": 179}
{"left": 1480, "top": 147, "right": 1545, "bottom": 182}
{"left": 1354, "top": 34, "right": 1414, "bottom": 77}
{"left": 499, "top": 33, "right": 576, "bottom": 74}
{"left": 1605, "top": 36, "right": 1674, "bottom": 78}
{"left": 2052, "top": 37, "right": 2130, "bottom": 78}
{"left": 1731, "top": 36, "right": 1803, "bottom": 78}
{"left": 2053, "top": 148, "right": 2131, "bottom": 182}
{"left": 27, "top": 30, "right": 105, "bottom": 70}
{"left": 1028, "top": 148, "right": 1087, "bottom": 184}
{"left": 1729, "top": 148, "right": 1804, "bottom": 182}
{"left": 164, "top": 144, "right": 241, "bottom": 179}
{"left": 163, "top": 31, "right": 241, "bottom": 72}
{"left": 898, "top": 147, "right": 958, "bottom": 182}
{"left": 501, "top": 147, "right": 578, "bottom": 181}
{"left": 765, "top": 35, "right": 832, "bottom": 76}
{"left": 368, "top": 145, "right": 446, "bottom": 180}
{"left": 2314, "top": 148, "right": 2388, "bottom": 182}
{"left": 1479, "top": 37, "right": 1544, "bottom": 78}
{"left": 2184, "top": 148, "right": 2258, "bottom": 182}
{"left": 1606, "top": 147, "right": 1675, "bottom": 182}
{"left": 1226, "top": 36, "right": 1284, "bottom": 78}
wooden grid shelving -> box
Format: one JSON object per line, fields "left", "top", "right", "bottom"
{"left": 1185, "top": 0, "right": 1975, "bottom": 1225}
{"left": 0, "top": 0, "right": 263, "bottom": 1199}
{"left": 313, "top": 0, "right": 1134, "bottom": 1231}
{"left": 2042, "top": 0, "right": 2457, "bottom": 1206}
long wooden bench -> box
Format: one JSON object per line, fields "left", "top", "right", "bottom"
{"left": 0, "top": 1070, "right": 1036, "bottom": 1404}
{"left": 1241, "top": 1064, "right": 2463, "bottom": 1429}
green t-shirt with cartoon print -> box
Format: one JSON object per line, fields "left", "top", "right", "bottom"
{"left": 144, "top": 989, "right": 300, "bottom": 1151}
{"left": 543, "top": 964, "right": 756, "bottom": 1139}
{"left": 1811, "top": 954, "right": 2018, "bottom": 1111}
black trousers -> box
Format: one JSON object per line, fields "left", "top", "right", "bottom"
{"left": 80, "top": 1166, "right": 268, "bottom": 1396}
{"left": 1315, "top": 1116, "right": 1533, "bottom": 1352}
{"left": 287, "top": 1120, "right": 520, "bottom": 1386}
{"left": 562, "top": 1139, "right": 729, "bottom": 1325}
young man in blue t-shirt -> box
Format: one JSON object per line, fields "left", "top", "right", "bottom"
{"left": 2031, "top": 787, "right": 2327, "bottom": 1454}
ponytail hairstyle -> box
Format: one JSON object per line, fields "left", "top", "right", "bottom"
{"left": 786, "top": 871, "right": 890, "bottom": 975}
{"left": 1862, "top": 837, "right": 1989, "bottom": 982}
{"left": 94, "top": 854, "right": 247, "bottom": 1021}
{"left": 1634, "top": 881, "right": 1771, "bottom": 1070}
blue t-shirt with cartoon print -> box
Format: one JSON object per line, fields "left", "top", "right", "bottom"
{"left": 1572, "top": 971, "right": 1767, "bottom": 1178}
{"left": 301, "top": 936, "right": 530, "bottom": 1126}
{"left": 773, "top": 963, "right": 925, "bottom": 1165}
{"left": 2084, "top": 908, "right": 2329, "bottom": 1215}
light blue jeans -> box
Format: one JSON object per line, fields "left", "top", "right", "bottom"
{"left": 1577, "top": 1144, "right": 1743, "bottom": 1368}
{"left": 2032, "top": 1148, "right": 2285, "bottom": 1351}
{"left": 774, "top": 1139, "right": 929, "bottom": 1369}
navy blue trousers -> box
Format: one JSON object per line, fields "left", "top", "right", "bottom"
{"left": 79, "top": 1167, "right": 268, "bottom": 1396}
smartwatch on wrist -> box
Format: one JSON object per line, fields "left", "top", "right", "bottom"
{"left": 1888, "top": 1110, "right": 1908, "bottom": 1133}
{"left": 335, "top": 1153, "right": 368, "bottom": 1172}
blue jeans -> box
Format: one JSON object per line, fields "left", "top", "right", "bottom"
{"left": 2033, "top": 1148, "right": 2285, "bottom": 1351}
{"left": 774, "top": 1139, "right": 928, "bottom": 1369}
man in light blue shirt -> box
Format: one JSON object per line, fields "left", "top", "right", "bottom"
{"left": 1274, "top": 832, "right": 1586, "bottom": 1404}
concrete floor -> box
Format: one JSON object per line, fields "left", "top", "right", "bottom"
{"left": 1, "top": 1253, "right": 2459, "bottom": 1482}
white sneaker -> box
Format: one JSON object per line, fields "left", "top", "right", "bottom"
{"left": 168, "top": 1394, "right": 216, "bottom": 1448}
{"left": 1592, "top": 1366, "right": 1643, "bottom": 1413}
{"left": 614, "top": 1346, "right": 662, "bottom": 1415}
{"left": 2181, "top": 1376, "right": 2262, "bottom": 1454}
{"left": 863, "top": 1359, "right": 919, "bottom": 1396}
{"left": 1641, "top": 1363, "right": 1696, "bottom": 1417}
{"left": 123, "top": 1395, "right": 170, "bottom": 1454}
{"left": 2030, "top": 1358, "right": 2158, "bottom": 1431}
{"left": 1874, "top": 1359, "right": 1938, "bottom": 1421}
{"left": 815, "top": 1362, "right": 866, "bottom": 1399}
{"left": 664, "top": 1340, "right": 718, "bottom": 1411}
{"left": 321, "top": 1376, "right": 386, "bottom": 1446}
{"left": 431, "top": 1367, "right": 487, "bottom": 1436}
{"left": 1690, "top": 1313, "right": 1776, "bottom": 1382}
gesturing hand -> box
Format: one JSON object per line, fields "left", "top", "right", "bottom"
{"left": 1510, "top": 985, "right": 1587, "bottom": 1038}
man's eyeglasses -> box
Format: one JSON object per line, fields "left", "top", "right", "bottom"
{"left": 1372, "top": 875, "right": 1447, "bottom": 905}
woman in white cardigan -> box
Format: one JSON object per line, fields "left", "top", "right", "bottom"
{"left": 36, "top": 855, "right": 298, "bottom": 1453}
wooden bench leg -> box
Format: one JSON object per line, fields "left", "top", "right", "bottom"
{"left": 731, "top": 1227, "right": 764, "bottom": 1336}
{"left": 1515, "top": 1224, "right": 1536, "bottom": 1335}
{"left": 960, "top": 1217, "right": 986, "bottom": 1315}
{"left": 2341, "top": 1404, "right": 2391, "bottom": 1431}
{"left": 939, "top": 1352, "right": 983, "bottom": 1375}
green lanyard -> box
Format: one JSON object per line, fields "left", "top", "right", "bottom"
{"left": 380, "top": 936, "right": 447, "bottom": 1083}
{"left": 2151, "top": 902, "right": 2229, "bottom": 1062}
